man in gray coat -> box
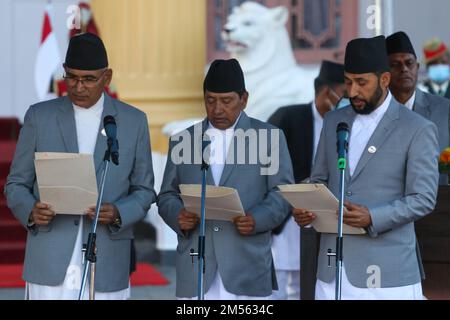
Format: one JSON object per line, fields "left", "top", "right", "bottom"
{"left": 293, "top": 36, "right": 439, "bottom": 299}
{"left": 5, "top": 33, "right": 156, "bottom": 299}
{"left": 386, "top": 31, "right": 450, "bottom": 185}
{"left": 157, "top": 59, "right": 294, "bottom": 299}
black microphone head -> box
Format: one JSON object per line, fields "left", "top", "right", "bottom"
{"left": 103, "top": 115, "right": 119, "bottom": 165}
{"left": 337, "top": 122, "right": 349, "bottom": 133}
{"left": 103, "top": 116, "right": 117, "bottom": 138}
{"left": 201, "top": 133, "right": 211, "bottom": 170}
{"left": 103, "top": 115, "right": 116, "bottom": 127}
{"left": 336, "top": 122, "right": 349, "bottom": 159}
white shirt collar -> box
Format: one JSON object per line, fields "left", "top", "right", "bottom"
{"left": 431, "top": 80, "right": 449, "bottom": 95}
{"left": 207, "top": 112, "right": 242, "bottom": 131}
{"left": 72, "top": 93, "right": 105, "bottom": 115}
{"left": 355, "top": 91, "right": 392, "bottom": 124}
{"left": 311, "top": 100, "right": 324, "bottom": 162}
{"left": 311, "top": 100, "right": 323, "bottom": 121}
{"left": 206, "top": 113, "right": 242, "bottom": 186}
{"left": 72, "top": 94, "right": 105, "bottom": 155}
{"left": 348, "top": 91, "right": 392, "bottom": 176}
{"left": 404, "top": 91, "right": 416, "bottom": 111}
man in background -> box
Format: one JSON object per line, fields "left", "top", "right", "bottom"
{"left": 268, "top": 60, "right": 346, "bottom": 300}
{"left": 387, "top": 31, "right": 449, "bottom": 185}
{"left": 419, "top": 38, "right": 450, "bottom": 99}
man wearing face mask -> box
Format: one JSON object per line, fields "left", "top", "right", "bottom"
{"left": 293, "top": 36, "right": 439, "bottom": 300}
{"left": 268, "top": 60, "right": 346, "bottom": 300}
{"left": 386, "top": 31, "right": 450, "bottom": 185}
{"left": 419, "top": 38, "right": 450, "bottom": 99}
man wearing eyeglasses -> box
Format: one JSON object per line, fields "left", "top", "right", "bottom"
{"left": 5, "top": 33, "right": 156, "bottom": 299}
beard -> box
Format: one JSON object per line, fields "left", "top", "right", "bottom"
{"left": 350, "top": 84, "right": 384, "bottom": 115}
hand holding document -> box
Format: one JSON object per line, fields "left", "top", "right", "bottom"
{"left": 34, "top": 152, "right": 98, "bottom": 215}
{"left": 179, "top": 184, "right": 245, "bottom": 222}
{"left": 278, "top": 184, "right": 365, "bottom": 235}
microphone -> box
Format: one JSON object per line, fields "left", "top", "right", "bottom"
{"left": 336, "top": 122, "right": 349, "bottom": 169}
{"left": 201, "top": 132, "right": 211, "bottom": 170}
{"left": 103, "top": 116, "right": 119, "bottom": 165}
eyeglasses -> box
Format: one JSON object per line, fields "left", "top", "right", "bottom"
{"left": 63, "top": 69, "right": 108, "bottom": 88}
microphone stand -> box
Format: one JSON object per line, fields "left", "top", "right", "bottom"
{"left": 190, "top": 140, "right": 209, "bottom": 300}
{"left": 327, "top": 127, "right": 348, "bottom": 301}
{"left": 78, "top": 138, "right": 115, "bottom": 300}
{"left": 335, "top": 155, "right": 347, "bottom": 300}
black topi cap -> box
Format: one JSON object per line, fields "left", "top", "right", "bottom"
{"left": 203, "top": 59, "right": 246, "bottom": 95}
{"left": 317, "top": 60, "right": 345, "bottom": 84}
{"left": 386, "top": 31, "right": 417, "bottom": 58}
{"left": 64, "top": 32, "right": 108, "bottom": 70}
{"left": 345, "top": 35, "right": 390, "bottom": 74}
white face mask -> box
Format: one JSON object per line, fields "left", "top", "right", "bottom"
{"left": 336, "top": 98, "right": 350, "bottom": 109}
{"left": 428, "top": 64, "right": 450, "bottom": 84}
{"left": 329, "top": 88, "right": 349, "bottom": 110}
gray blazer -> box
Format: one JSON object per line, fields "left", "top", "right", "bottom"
{"left": 311, "top": 99, "right": 439, "bottom": 288}
{"left": 413, "top": 89, "right": 450, "bottom": 185}
{"left": 4, "top": 94, "right": 156, "bottom": 292}
{"left": 157, "top": 112, "right": 294, "bottom": 298}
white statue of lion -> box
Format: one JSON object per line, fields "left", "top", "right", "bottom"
{"left": 222, "top": 1, "right": 318, "bottom": 121}
{"left": 162, "top": 1, "right": 318, "bottom": 136}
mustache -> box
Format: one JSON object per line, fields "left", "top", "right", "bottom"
{"left": 350, "top": 97, "right": 368, "bottom": 104}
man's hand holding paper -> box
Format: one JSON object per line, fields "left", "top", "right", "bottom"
{"left": 178, "top": 209, "right": 200, "bottom": 231}
{"left": 292, "top": 201, "right": 372, "bottom": 229}
{"left": 279, "top": 184, "right": 365, "bottom": 235}
{"left": 29, "top": 202, "right": 56, "bottom": 227}
{"left": 85, "top": 203, "right": 120, "bottom": 226}
{"left": 292, "top": 208, "right": 316, "bottom": 227}
{"left": 233, "top": 214, "right": 255, "bottom": 236}
{"left": 341, "top": 201, "right": 372, "bottom": 228}
{"left": 178, "top": 184, "right": 245, "bottom": 222}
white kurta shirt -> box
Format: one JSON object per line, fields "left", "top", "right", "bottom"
{"left": 27, "top": 94, "right": 130, "bottom": 300}
{"left": 316, "top": 92, "right": 422, "bottom": 300}
{"left": 312, "top": 101, "right": 324, "bottom": 164}
{"left": 348, "top": 92, "right": 392, "bottom": 176}
{"left": 315, "top": 263, "right": 423, "bottom": 300}
{"left": 404, "top": 91, "right": 416, "bottom": 111}
{"left": 206, "top": 113, "right": 241, "bottom": 186}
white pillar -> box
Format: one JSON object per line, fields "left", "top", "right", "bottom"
{"left": 374, "top": 0, "right": 383, "bottom": 36}
{"left": 382, "top": 0, "right": 395, "bottom": 36}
